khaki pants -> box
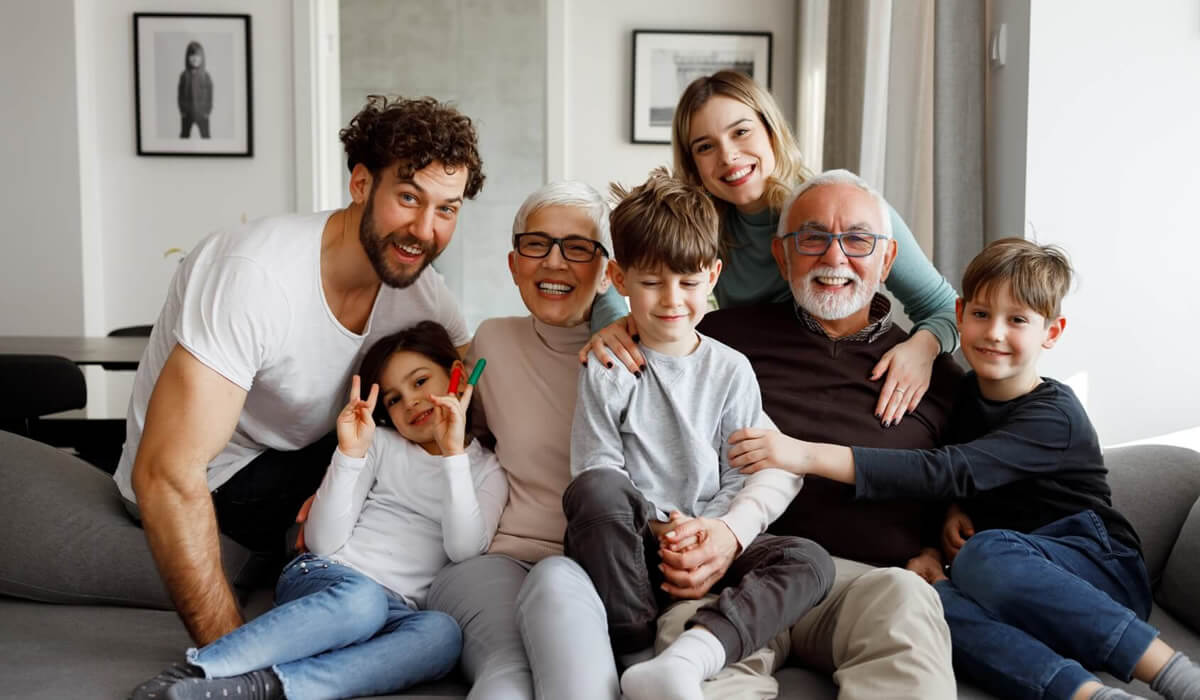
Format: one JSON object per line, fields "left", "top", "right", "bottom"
{"left": 656, "top": 558, "right": 955, "bottom": 700}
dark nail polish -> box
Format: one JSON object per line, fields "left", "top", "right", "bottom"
{"left": 640, "top": 364, "right": 647, "bottom": 373}
{"left": 874, "top": 413, "right": 881, "bottom": 419}
{"left": 632, "top": 334, "right": 640, "bottom": 342}
{"left": 581, "top": 360, "right": 588, "bottom": 367}
{"left": 606, "top": 361, "right": 613, "bottom": 369}
{"left": 634, "top": 371, "right": 642, "bottom": 379}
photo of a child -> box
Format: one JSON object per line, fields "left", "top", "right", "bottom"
{"left": 178, "top": 41, "right": 213, "bottom": 139}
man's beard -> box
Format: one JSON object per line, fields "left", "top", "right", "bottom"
{"left": 358, "top": 191, "right": 439, "bottom": 289}
{"left": 790, "top": 264, "right": 880, "bottom": 320}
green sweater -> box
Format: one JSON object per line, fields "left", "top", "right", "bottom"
{"left": 591, "top": 203, "right": 959, "bottom": 352}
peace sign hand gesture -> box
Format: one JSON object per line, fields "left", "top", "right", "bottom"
{"left": 428, "top": 383, "right": 473, "bottom": 457}
{"left": 336, "top": 374, "right": 379, "bottom": 458}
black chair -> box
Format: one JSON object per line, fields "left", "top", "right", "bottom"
{"left": 101, "top": 324, "right": 153, "bottom": 371}
{"left": 0, "top": 354, "right": 87, "bottom": 438}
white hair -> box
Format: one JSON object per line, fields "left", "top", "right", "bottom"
{"left": 774, "top": 169, "right": 893, "bottom": 240}
{"left": 512, "top": 180, "right": 612, "bottom": 255}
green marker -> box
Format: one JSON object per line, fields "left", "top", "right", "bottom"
{"left": 467, "top": 358, "right": 487, "bottom": 386}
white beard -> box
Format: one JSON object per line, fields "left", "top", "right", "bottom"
{"left": 790, "top": 264, "right": 880, "bottom": 320}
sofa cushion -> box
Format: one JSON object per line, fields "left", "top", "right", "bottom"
{"left": 1104, "top": 444, "right": 1200, "bottom": 582}
{"left": 0, "top": 596, "right": 471, "bottom": 699}
{"left": 1158, "top": 498, "right": 1200, "bottom": 632}
{"left": 0, "top": 430, "right": 252, "bottom": 608}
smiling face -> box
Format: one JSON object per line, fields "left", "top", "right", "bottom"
{"left": 771, "top": 183, "right": 897, "bottom": 338}
{"left": 378, "top": 350, "right": 455, "bottom": 451}
{"left": 685, "top": 95, "right": 777, "bottom": 214}
{"left": 957, "top": 282, "right": 1065, "bottom": 401}
{"left": 611, "top": 262, "right": 721, "bottom": 356}
{"left": 508, "top": 205, "right": 609, "bottom": 327}
{"left": 355, "top": 160, "right": 469, "bottom": 289}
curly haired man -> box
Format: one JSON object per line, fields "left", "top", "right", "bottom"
{"left": 115, "top": 96, "right": 485, "bottom": 645}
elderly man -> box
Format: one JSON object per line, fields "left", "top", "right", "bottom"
{"left": 659, "top": 169, "right": 963, "bottom": 699}
{"left": 118, "top": 95, "right": 484, "bottom": 645}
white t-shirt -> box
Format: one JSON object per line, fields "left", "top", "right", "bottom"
{"left": 114, "top": 211, "right": 469, "bottom": 501}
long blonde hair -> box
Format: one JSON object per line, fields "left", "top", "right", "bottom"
{"left": 671, "top": 71, "right": 812, "bottom": 235}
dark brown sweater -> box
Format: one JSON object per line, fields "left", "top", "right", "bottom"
{"left": 699, "top": 299, "right": 963, "bottom": 566}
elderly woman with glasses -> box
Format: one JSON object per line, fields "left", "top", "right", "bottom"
{"left": 424, "top": 181, "right": 621, "bottom": 699}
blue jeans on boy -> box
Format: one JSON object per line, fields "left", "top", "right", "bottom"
{"left": 186, "top": 554, "right": 461, "bottom": 700}
{"left": 936, "top": 510, "right": 1158, "bottom": 700}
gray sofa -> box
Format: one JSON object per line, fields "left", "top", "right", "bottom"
{"left": 2, "top": 430, "right": 1198, "bottom": 699}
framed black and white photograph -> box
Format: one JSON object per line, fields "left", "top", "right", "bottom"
{"left": 631, "top": 30, "right": 772, "bottom": 144}
{"left": 133, "top": 13, "right": 253, "bottom": 157}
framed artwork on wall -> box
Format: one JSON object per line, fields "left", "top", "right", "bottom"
{"left": 630, "top": 30, "right": 772, "bottom": 145}
{"left": 133, "top": 13, "right": 253, "bottom": 157}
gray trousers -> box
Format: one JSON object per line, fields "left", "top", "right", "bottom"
{"left": 659, "top": 558, "right": 956, "bottom": 700}
{"left": 562, "top": 468, "right": 835, "bottom": 663}
{"left": 427, "top": 553, "right": 620, "bottom": 700}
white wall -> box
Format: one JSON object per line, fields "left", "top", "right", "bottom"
{"left": 561, "top": 0, "right": 798, "bottom": 194}
{"left": 1025, "top": 0, "right": 1200, "bottom": 444}
{"left": 0, "top": 0, "right": 85, "bottom": 335}
{"left": 77, "top": 0, "right": 296, "bottom": 416}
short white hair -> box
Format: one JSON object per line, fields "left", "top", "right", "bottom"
{"left": 775, "top": 169, "right": 893, "bottom": 240}
{"left": 512, "top": 180, "right": 612, "bottom": 255}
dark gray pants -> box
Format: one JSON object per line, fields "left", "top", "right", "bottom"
{"left": 562, "top": 468, "right": 835, "bottom": 663}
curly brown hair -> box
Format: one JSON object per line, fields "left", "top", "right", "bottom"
{"left": 340, "top": 95, "right": 485, "bottom": 199}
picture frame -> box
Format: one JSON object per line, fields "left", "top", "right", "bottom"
{"left": 133, "top": 13, "right": 253, "bottom": 157}
{"left": 631, "top": 30, "right": 772, "bottom": 145}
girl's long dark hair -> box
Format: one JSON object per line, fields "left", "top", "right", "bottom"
{"left": 357, "top": 320, "right": 459, "bottom": 428}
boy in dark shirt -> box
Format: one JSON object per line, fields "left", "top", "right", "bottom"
{"left": 729, "top": 238, "right": 1200, "bottom": 700}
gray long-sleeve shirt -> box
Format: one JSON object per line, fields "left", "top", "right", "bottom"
{"left": 571, "top": 333, "right": 773, "bottom": 522}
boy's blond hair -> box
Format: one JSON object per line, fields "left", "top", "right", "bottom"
{"left": 609, "top": 167, "right": 720, "bottom": 274}
{"left": 961, "top": 238, "right": 1073, "bottom": 320}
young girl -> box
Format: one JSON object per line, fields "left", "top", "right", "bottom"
{"left": 586, "top": 70, "right": 958, "bottom": 427}
{"left": 131, "top": 321, "right": 507, "bottom": 700}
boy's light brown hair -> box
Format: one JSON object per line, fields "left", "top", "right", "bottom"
{"left": 961, "top": 237, "right": 1073, "bottom": 321}
{"left": 609, "top": 167, "right": 720, "bottom": 274}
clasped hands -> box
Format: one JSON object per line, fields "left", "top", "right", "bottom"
{"left": 651, "top": 511, "right": 741, "bottom": 599}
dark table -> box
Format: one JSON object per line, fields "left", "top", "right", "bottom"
{"left": 0, "top": 336, "right": 150, "bottom": 371}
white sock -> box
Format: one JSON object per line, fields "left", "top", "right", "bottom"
{"left": 616, "top": 646, "right": 655, "bottom": 671}
{"left": 620, "top": 628, "right": 726, "bottom": 700}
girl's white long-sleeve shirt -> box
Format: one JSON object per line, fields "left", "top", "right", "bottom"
{"left": 304, "top": 431, "right": 508, "bottom": 608}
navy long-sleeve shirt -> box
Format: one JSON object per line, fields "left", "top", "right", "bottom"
{"left": 852, "top": 375, "right": 1140, "bottom": 552}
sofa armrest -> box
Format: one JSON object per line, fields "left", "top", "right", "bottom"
{"left": 1158, "top": 499, "right": 1200, "bottom": 634}
{"left": 0, "top": 430, "right": 252, "bottom": 608}
{"left": 1105, "top": 444, "right": 1200, "bottom": 582}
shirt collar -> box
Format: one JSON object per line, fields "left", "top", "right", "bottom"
{"left": 794, "top": 293, "right": 894, "bottom": 343}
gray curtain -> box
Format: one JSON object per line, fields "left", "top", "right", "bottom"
{"left": 932, "top": 0, "right": 986, "bottom": 292}
{"left": 822, "top": 0, "right": 868, "bottom": 173}
{"left": 820, "top": 0, "right": 988, "bottom": 292}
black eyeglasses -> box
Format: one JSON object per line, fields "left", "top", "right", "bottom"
{"left": 782, "top": 230, "right": 888, "bottom": 257}
{"left": 512, "top": 232, "right": 609, "bottom": 263}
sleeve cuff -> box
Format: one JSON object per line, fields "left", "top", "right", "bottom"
{"left": 440, "top": 452, "right": 471, "bottom": 472}
{"left": 719, "top": 503, "right": 761, "bottom": 553}
{"left": 331, "top": 448, "right": 369, "bottom": 470}
{"left": 912, "top": 318, "right": 958, "bottom": 354}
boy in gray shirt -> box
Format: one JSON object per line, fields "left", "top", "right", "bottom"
{"left": 564, "top": 168, "right": 834, "bottom": 700}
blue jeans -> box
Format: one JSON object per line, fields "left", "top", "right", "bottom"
{"left": 935, "top": 510, "right": 1158, "bottom": 700}
{"left": 187, "top": 554, "right": 461, "bottom": 700}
